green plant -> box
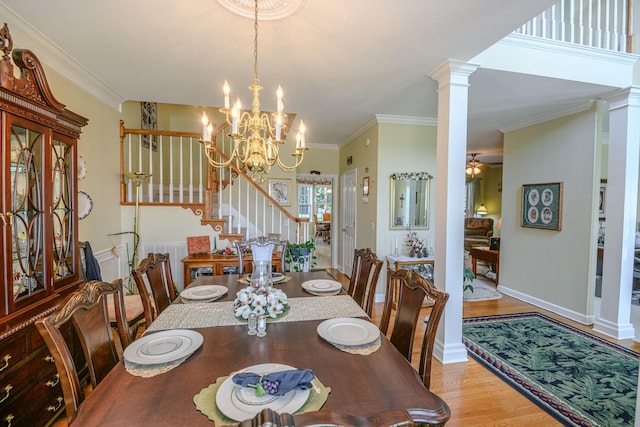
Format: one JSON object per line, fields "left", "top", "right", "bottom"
{"left": 285, "top": 240, "right": 318, "bottom": 272}
{"left": 463, "top": 267, "right": 475, "bottom": 292}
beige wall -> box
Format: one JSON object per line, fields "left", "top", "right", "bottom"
{"left": 502, "top": 107, "right": 600, "bottom": 318}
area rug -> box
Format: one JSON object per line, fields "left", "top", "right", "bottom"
{"left": 463, "top": 278, "right": 501, "bottom": 302}
{"left": 463, "top": 312, "right": 639, "bottom": 427}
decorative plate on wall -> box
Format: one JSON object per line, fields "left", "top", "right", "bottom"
{"left": 78, "top": 156, "right": 87, "bottom": 180}
{"left": 78, "top": 191, "right": 93, "bottom": 220}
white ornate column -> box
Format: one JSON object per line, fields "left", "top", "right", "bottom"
{"left": 428, "top": 59, "right": 479, "bottom": 364}
{"left": 594, "top": 86, "right": 640, "bottom": 340}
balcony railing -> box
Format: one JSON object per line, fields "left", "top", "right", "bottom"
{"left": 514, "top": 0, "right": 634, "bottom": 52}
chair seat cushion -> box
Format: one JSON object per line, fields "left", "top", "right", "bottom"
{"left": 106, "top": 294, "right": 145, "bottom": 323}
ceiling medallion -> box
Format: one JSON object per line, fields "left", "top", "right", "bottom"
{"left": 216, "top": 0, "right": 305, "bottom": 20}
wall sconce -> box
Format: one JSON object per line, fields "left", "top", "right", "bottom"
{"left": 497, "top": 181, "right": 502, "bottom": 193}
{"left": 399, "top": 193, "right": 405, "bottom": 209}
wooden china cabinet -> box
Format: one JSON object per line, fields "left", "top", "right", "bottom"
{"left": 0, "top": 25, "right": 88, "bottom": 426}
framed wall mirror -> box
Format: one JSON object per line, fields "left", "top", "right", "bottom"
{"left": 390, "top": 172, "right": 431, "bottom": 229}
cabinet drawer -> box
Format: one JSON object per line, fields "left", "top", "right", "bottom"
{"left": 0, "top": 376, "right": 63, "bottom": 427}
{"left": 0, "top": 334, "right": 28, "bottom": 378}
{"left": 0, "top": 348, "right": 57, "bottom": 410}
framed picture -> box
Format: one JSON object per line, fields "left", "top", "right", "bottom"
{"left": 363, "top": 176, "right": 370, "bottom": 196}
{"left": 599, "top": 179, "right": 607, "bottom": 220}
{"left": 268, "top": 179, "right": 291, "bottom": 206}
{"left": 521, "top": 182, "right": 563, "bottom": 231}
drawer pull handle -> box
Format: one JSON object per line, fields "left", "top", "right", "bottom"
{"left": 0, "top": 355, "right": 10, "bottom": 372}
{"left": 47, "top": 396, "right": 63, "bottom": 412}
{"left": 0, "top": 385, "right": 12, "bottom": 403}
{"left": 44, "top": 355, "right": 54, "bottom": 363}
{"left": 4, "top": 414, "right": 13, "bottom": 427}
{"left": 46, "top": 374, "right": 60, "bottom": 388}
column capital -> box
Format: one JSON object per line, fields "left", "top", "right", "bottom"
{"left": 600, "top": 86, "right": 640, "bottom": 110}
{"left": 428, "top": 59, "right": 480, "bottom": 88}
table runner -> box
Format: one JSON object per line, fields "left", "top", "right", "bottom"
{"left": 145, "top": 295, "right": 368, "bottom": 333}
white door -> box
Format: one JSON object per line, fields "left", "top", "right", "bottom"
{"left": 341, "top": 169, "right": 357, "bottom": 275}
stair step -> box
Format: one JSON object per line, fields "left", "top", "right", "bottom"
{"left": 200, "top": 218, "right": 227, "bottom": 232}
{"left": 219, "top": 232, "right": 245, "bottom": 242}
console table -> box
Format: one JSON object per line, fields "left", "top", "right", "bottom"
{"left": 387, "top": 255, "right": 435, "bottom": 308}
{"left": 181, "top": 253, "right": 282, "bottom": 285}
{"left": 469, "top": 247, "right": 500, "bottom": 285}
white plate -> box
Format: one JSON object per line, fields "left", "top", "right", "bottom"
{"left": 78, "top": 191, "right": 93, "bottom": 220}
{"left": 301, "top": 279, "right": 342, "bottom": 294}
{"left": 77, "top": 155, "right": 87, "bottom": 180}
{"left": 124, "top": 329, "right": 203, "bottom": 365}
{"left": 216, "top": 363, "right": 310, "bottom": 422}
{"left": 316, "top": 318, "right": 380, "bottom": 346}
{"left": 247, "top": 272, "right": 286, "bottom": 283}
{"left": 181, "top": 285, "right": 227, "bottom": 301}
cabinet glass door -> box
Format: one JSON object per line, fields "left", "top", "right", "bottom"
{"left": 10, "top": 121, "right": 46, "bottom": 302}
{"left": 52, "top": 136, "right": 76, "bottom": 286}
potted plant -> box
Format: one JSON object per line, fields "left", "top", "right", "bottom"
{"left": 285, "top": 240, "right": 318, "bottom": 272}
{"left": 463, "top": 267, "right": 475, "bottom": 292}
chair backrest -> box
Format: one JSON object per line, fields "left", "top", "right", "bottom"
{"left": 235, "top": 237, "right": 288, "bottom": 275}
{"left": 238, "top": 407, "right": 438, "bottom": 426}
{"left": 35, "top": 280, "right": 128, "bottom": 423}
{"left": 380, "top": 268, "right": 449, "bottom": 388}
{"left": 132, "top": 253, "right": 177, "bottom": 324}
{"left": 347, "top": 248, "right": 383, "bottom": 316}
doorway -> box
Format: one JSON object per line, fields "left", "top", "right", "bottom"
{"left": 296, "top": 176, "right": 333, "bottom": 269}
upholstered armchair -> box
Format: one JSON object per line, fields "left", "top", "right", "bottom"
{"left": 464, "top": 217, "right": 494, "bottom": 250}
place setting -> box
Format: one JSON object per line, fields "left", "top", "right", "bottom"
{"left": 316, "top": 317, "right": 381, "bottom": 355}
{"left": 301, "top": 279, "right": 343, "bottom": 296}
{"left": 193, "top": 362, "right": 331, "bottom": 425}
{"left": 180, "top": 285, "right": 228, "bottom": 303}
{"left": 124, "top": 329, "right": 204, "bottom": 378}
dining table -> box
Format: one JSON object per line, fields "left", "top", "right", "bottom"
{"left": 70, "top": 270, "right": 450, "bottom": 426}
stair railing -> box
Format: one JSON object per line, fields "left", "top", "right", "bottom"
{"left": 119, "top": 120, "right": 311, "bottom": 244}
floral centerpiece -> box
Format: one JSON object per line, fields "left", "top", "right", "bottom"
{"left": 234, "top": 287, "right": 288, "bottom": 319}
{"left": 406, "top": 226, "right": 429, "bottom": 258}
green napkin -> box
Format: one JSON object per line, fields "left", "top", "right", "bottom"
{"left": 193, "top": 374, "right": 330, "bottom": 426}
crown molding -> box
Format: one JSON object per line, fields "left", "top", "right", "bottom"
{"left": 0, "top": 3, "right": 124, "bottom": 110}
{"left": 499, "top": 100, "right": 594, "bottom": 133}
{"left": 375, "top": 114, "right": 437, "bottom": 126}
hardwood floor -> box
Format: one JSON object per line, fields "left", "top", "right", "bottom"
{"left": 328, "top": 269, "right": 640, "bottom": 427}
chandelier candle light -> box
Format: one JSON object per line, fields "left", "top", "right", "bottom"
{"left": 200, "top": 0, "right": 307, "bottom": 183}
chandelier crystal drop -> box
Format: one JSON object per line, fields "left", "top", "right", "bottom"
{"left": 200, "top": 0, "right": 307, "bottom": 183}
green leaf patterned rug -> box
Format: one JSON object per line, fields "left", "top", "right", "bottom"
{"left": 463, "top": 312, "right": 639, "bottom": 427}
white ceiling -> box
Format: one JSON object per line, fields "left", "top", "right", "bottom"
{"left": 0, "top": 0, "right": 621, "bottom": 164}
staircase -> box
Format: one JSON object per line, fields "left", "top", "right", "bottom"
{"left": 119, "top": 120, "right": 312, "bottom": 245}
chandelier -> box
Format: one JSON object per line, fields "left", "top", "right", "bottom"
{"left": 200, "top": 0, "right": 307, "bottom": 183}
{"left": 465, "top": 153, "right": 482, "bottom": 178}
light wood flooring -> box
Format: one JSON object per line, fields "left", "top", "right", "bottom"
{"left": 55, "top": 270, "right": 640, "bottom": 426}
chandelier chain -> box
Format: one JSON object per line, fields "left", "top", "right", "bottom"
{"left": 253, "top": 0, "right": 259, "bottom": 83}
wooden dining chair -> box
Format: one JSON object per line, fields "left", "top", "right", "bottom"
{"left": 380, "top": 268, "right": 449, "bottom": 388}
{"left": 79, "top": 242, "right": 145, "bottom": 345}
{"left": 235, "top": 236, "right": 288, "bottom": 274}
{"left": 35, "top": 279, "right": 129, "bottom": 424}
{"left": 347, "top": 248, "right": 383, "bottom": 317}
{"left": 132, "top": 253, "right": 178, "bottom": 325}
{"left": 237, "top": 407, "right": 441, "bottom": 426}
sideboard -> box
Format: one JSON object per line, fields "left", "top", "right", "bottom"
{"left": 181, "top": 253, "right": 282, "bottom": 286}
